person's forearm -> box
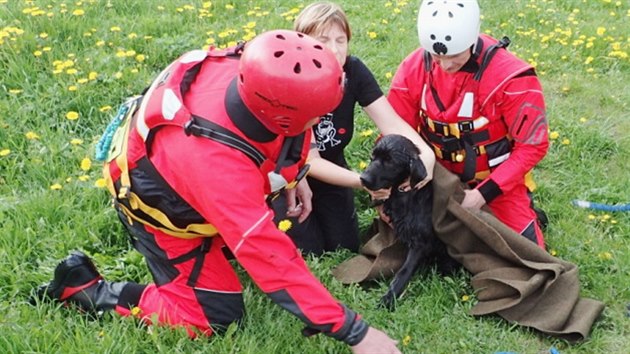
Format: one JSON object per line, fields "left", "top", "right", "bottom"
{"left": 307, "top": 156, "right": 363, "bottom": 188}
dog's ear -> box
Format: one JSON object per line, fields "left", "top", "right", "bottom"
{"left": 409, "top": 158, "right": 428, "bottom": 186}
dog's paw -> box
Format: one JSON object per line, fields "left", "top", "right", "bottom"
{"left": 378, "top": 292, "right": 397, "bottom": 311}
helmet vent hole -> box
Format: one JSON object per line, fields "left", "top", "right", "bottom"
{"left": 432, "top": 10, "right": 438, "bottom": 17}
{"left": 313, "top": 44, "right": 323, "bottom": 50}
{"left": 312, "top": 59, "right": 322, "bottom": 68}
{"left": 239, "top": 74, "right": 244, "bottom": 83}
{"left": 274, "top": 51, "right": 284, "bottom": 58}
{"left": 297, "top": 33, "right": 304, "bottom": 38}
{"left": 457, "top": 3, "right": 464, "bottom": 8}
{"left": 276, "top": 34, "right": 286, "bottom": 40}
{"left": 430, "top": 34, "right": 436, "bottom": 40}
{"left": 445, "top": 35, "right": 452, "bottom": 41}
{"left": 293, "top": 62, "right": 302, "bottom": 74}
{"left": 448, "top": 11, "right": 454, "bottom": 18}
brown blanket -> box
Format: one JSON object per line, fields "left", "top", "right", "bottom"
{"left": 332, "top": 164, "right": 604, "bottom": 341}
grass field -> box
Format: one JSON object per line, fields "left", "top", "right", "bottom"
{"left": 1, "top": 0, "right": 629, "bottom": 353}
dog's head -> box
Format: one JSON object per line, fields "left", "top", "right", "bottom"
{"left": 360, "top": 134, "right": 428, "bottom": 191}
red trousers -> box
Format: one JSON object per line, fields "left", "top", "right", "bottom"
{"left": 115, "top": 214, "right": 245, "bottom": 336}
{"left": 487, "top": 183, "right": 545, "bottom": 249}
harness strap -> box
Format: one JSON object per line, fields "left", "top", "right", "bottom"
{"left": 474, "top": 36, "right": 510, "bottom": 81}
{"left": 184, "top": 115, "right": 265, "bottom": 167}
{"left": 186, "top": 238, "right": 213, "bottom": 287}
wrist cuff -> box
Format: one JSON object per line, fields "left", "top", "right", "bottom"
{"left": 477, "top": 178, "right": 502, "bottom": 203}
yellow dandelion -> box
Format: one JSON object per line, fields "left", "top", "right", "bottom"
{"left": 549, "top": 131, "right": 559, "bottom": 140}
{"left": 130, "top": 306, "right": 142, "bottom": 316}
{"left": 79, "top": 175, "right": 89, "bottom": 181}
{"left": 359, "top": 161, "right": 367, "bottom": 170}
{"left": 9, "top": 89, "right": 23, "bottom": 94}
{"left": 68, "top": 85, "right": 78, "bottom": 91}
{"left": 579, "top": 117, "right": 588, "bottom": 123}
{"left": 25, "top": 131, "right": 40, "bottom": 140}
{"left": 225, "top": 4, "right": 234, "bottom": 10}
{"left": 66, "top": 177, "right": 73, "bottom": 183}
{"left": 588, "top": 214, "right": 596, "bottom": 220}
{"left": 0, "top": 149, "right": 10, "bottom": 156}
{"left": 33, "top": 50, "right": 43, "bottom": 57}
{"left": 359, "top": 129, "right": 374, "bottom": 137}
{"left": 135, "top": 54, "right": 145, "bottom": 62}
{"left": 110, "top": 26, "right": 122, "bottom": 32}
{"left": 99, "top": 105, "right": 112, "bottom": 112}
{"left": 596, "top": 27, "right": 606, "bottom": 36}
{"left": 88, "top": 71, "right": 98, "bottom": 80}
{"left": 278, "top": 219, "right": 292, "bottom": 232}
{"left": 72, "top": 9, "right": 85, "bottom": 16}
{"left": 80, "top": 157, "right": 92, "bottom": 171}
{"left": 96, "top": 40, "right": 105, "bottom": 47}
{"left": 77, "top": 78, "right": 88, "bottom": 84}
{"left": 114, "top": 72, "right": 123, "bottom": 79}
{"left": 50, "top": 183, "right": 63, "bottom": 190}
{"left": 561, "top": 138, "right": 570, "bottom": 145}
{"left": 598, "top": 252, "right": 613, "bottom": 260}
{"left": 461, "top": 294, "right": 470, "bottom": 302}
{"left": 368, "top": 31, "right": 377, "bottom": 39}
{"left": 70, "top": 138, "right": 83, "bottom": 145}
{"left": 385, "top": 72, "right": 393, "bottom": 79}
{"left": 39, "top": 32, "right": 48, "bottom": 39}
{"left": 402, "top": 335, "right": 411, "bottom": 346}
{"left": 202, "top": 2, "right": 212, "bottom": 9}
{"left": 66, "top": 68, "right": 78, "bottom": 75}
{"left": 66, "top": 111, "right": 79, "bottom": 120}
{"left": 94, "top": 178, "right": 108, "bottom": 188}
{"left": 550, "top": 249, "right": 557, "bottom": 256}
{"left": 584, "top": 56, "right": 593, "bottom": 65}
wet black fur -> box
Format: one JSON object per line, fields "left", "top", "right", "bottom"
{"left": 360, "top": 134, "right": 458, "bottom": 310}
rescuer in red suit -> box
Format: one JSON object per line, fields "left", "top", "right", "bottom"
{"left": 35, "top": 30, "right": 401, "bottom": 354}
{"left": 388, "top": 0, "right": 549, "bottom": 248}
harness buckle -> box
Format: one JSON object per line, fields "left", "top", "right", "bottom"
{"left": 117, "top": 186, "right": 130, "bottom": 200}
{"left": 458, "top": 120, "right": 474, "bottom": 133}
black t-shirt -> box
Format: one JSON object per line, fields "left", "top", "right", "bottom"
{"left": 312, "top": 56, "right": 383, "bottom": 167}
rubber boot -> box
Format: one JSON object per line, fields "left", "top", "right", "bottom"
{"left": 35, "top": 251, "right": 129, "bottom": 313}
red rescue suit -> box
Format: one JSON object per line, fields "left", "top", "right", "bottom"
{"left": 388, "top": 34, "right": 549, "bottom": 248}
{"left": 105, "top": 48, "right": 367, "bottom": 342}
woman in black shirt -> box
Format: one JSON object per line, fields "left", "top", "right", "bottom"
{"left": 275, "top": 1, "right": 435, "bottom": 255}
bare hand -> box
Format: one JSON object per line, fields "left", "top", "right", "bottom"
{"left": 460, "top": 189, "right": 486, "bottom": 210}
{"left": 351, "top": 327, "right": 401, "bottom": 354}
{"left": 365, "top": 186, "right": 391, "bottom": 201}
{"left": 285, "top": 179, "right": 313, "bottom": 223}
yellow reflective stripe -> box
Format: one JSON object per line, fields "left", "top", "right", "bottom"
{"left": 425, "top": 116, "right": 490, "bottom": 138}
{"left": 121, "top": 194, "right": 218, "bottom": 238}
{"left": 113, "top": 100, "right": 139, "bottom": 200}
{"left": 448, "top": 123, "right": 460, "bottom": 139}
{"left": 474, "top": 170, "right": 490, "bottom": 180}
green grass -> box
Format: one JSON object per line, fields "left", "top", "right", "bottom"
{"left": 1, "top": 0, "right": 629, "bottom": 353}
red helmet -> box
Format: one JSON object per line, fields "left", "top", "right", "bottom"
{"left": 238, "top": 30, "right": 344, "bottom": 136}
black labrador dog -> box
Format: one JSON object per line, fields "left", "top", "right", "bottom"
{"left": 360, "top": 134, "right": 458, "bottom": 310}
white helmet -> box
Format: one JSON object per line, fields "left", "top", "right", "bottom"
{"left": 417, "top": 0, "right": 480, "bottom": 55}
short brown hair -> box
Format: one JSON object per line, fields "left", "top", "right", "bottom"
{"left": 293, "top": 2, "right": 351, "bottom": 41}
